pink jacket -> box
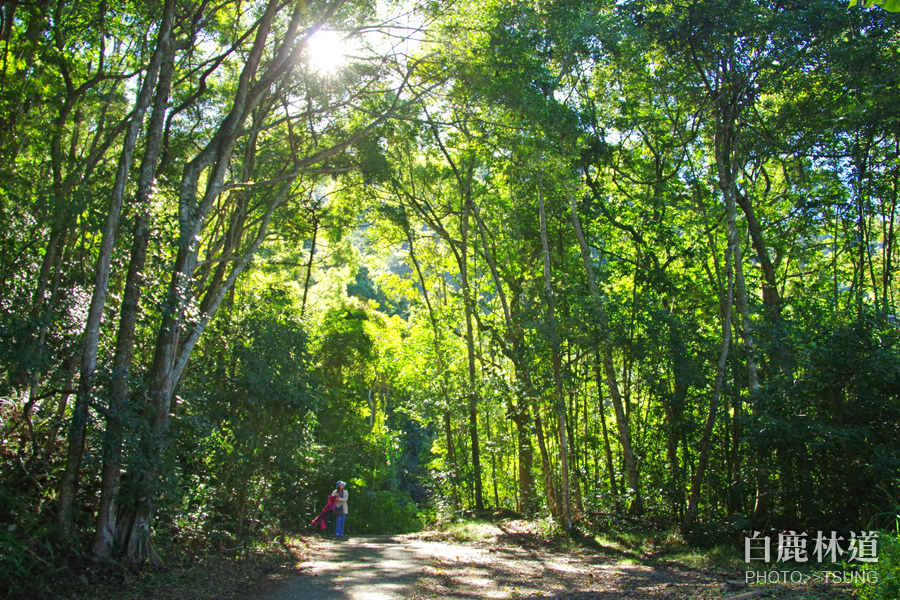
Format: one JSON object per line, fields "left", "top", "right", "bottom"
{"left": 312, "top": 494, "right": 338, "bottom": 530}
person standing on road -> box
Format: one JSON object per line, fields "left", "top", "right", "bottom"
{"left": 333, "top": 480, "right": 348, "bottom": 537}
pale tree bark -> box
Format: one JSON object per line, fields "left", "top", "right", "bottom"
{"left": 119, "top": 171, "right": 302, "bottom": 561}
{"left": 538, "top": 178, "right": 571, "bottom": 531}
{"left": 716, "top": 117, "right": 759, "bottom": 398}
{"left": 13, "top": 0, "right": 125, "bottom": 455}
{"left": 708, "top": 72, "right": 766, "bottom": 517}
{"left": 116, "top": 0, "right": 416, "bottom": 559}
{"left": 415, "top": 119, "right": 484, "bottom": 510}
{"left": 57, "top": 3, "right": 173, "bottom": 537}
{"left": 569, "top": 193, "right": 643, "bottom": 515}
{"left": 470, "top": 202, "right": 539, "bottom": 515}
{"left": 116, "top": 0, "right": 306, "bottom": 557}
{"left": 92, "top": 0, "right": 177, "bottom": 556}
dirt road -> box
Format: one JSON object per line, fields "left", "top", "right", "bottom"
{"left": 264, "top": 536, "right": 427, "bottom": 600}
{"left": 261, "top": 528, "right": 858, "bottom": 600}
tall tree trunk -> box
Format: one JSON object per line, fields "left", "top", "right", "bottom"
{"left": 460, "top": 213, "right": 483, "bottom": 511}
{"left": 682, "top": 243, "right": 734, "bottom": 535}
{"left": 882, "top": 151, "right": 898, "bottom": 310}
{"left": 420, "top": 120, "right": 483, "bottom": 511}
{"left": 487, "top": 409, "right": 500, "bottom": 507}
{"left": 403, "top": 217, "right": 460, "bottom": 508}
{"left": 57, "top": 5, "right": 172, "bottom": 537}
{"left": 115, "top": 0, "right": 301, "bottom": 559}
{"left": 42, "top": 353, "right": 79, "bottom": 462}
{"left": 119, "top": 183, "right": 292, "bottom": 560}
{"left": 531, "top": 396, "right": 558, "bottom": 519}
{"left": 470, "top": 201, "right": 539, "bottom": 516}
{"left": 593, "top": 353, "right": 620, "bottom": 504}
{"left": 92, "top": 6, "right": 177, "bottom": 555}
{"left": 734, "top": 192, "right": 794, "bottom": 381}
{"left": 570, "top": 193, "right": 643, "bottom": 515}
{"left": 711, "top": 84, "right": 765, "bottom": 518}
{"left": 568, "top": 387, "right": 584, "bottom": 518}
{"left": 112, "top": 0, "right": 407, "bottom": 559}
{"left": 301, "top": 212, "right": 318, "bottom": 319}
{"left": 510, "top": 405, "right": 537, "bottom": 515}
{"left": 538, "top": 178, "right": 571, "bottom": 531}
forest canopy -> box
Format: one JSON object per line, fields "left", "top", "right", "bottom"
{"left": 0, "top": 0, "right": 898, "bottom": 588}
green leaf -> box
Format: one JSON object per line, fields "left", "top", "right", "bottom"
{"left": 852, "top": 0, "right": 900, "bottom": 11}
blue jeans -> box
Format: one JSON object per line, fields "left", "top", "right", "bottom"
{"left": 335, "top": 513, "right": 346, "bottom": 536}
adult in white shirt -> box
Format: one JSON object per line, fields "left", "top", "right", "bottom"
{"left": 333, "top": 481, "right": 348, "bottom": 536}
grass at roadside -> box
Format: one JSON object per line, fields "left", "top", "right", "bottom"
{"left": 435, "top": 520, "right": 504, "bottom": 543}
{"left": 427, "top": 516, "right": 746, "bottom": 573}
{"left": 587, "top": 529, "right": 744, "bottom": 570}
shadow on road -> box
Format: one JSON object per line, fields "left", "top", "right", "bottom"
{"left": 263, "top": 536, "right": 426, "bottom": 600}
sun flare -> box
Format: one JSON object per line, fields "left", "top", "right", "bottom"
{"left": 306, "top": 30, "right": 347, "bottom": 74}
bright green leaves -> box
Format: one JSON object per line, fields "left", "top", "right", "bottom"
{"left": 850, "top": 0, "right": 900, "bottom": 11}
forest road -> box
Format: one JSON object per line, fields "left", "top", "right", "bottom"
{"left": 258, "top": 530, "right": 859, "bottom": 600}
{"left": 262, "top": 535, "right": 427, "bottom": 600}
{"left": 258, "top": 531, "right": 737, "bottom": 600}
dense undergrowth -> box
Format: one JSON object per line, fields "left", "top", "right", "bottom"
{"left": 852, "top": 522, "right": 900, "bottom": 600}
{"left": 0, "top": 534, "right": 308, "bottom": 600}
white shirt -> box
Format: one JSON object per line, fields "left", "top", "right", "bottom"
{"left": 332, "top": 489, "right": 349, "bottom": 514}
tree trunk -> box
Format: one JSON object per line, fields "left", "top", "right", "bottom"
{"left": 404, "top": 217, "right": 460, "bottom": 508}
{"left": 531, "top": 396, "right": 558, "bottom": 519}
{"left": 111, "top": 0, "right": 410, "bottom": 559}
{"left": 57, "top": 4, "right": 173, "bottom": 537}
{"left": 712, "top": 86, "right": 767, "bottom": 520}
{"left": 42, "top": 353, "right": 79, "bottom": 462}
{"left": 569, "top": 193, "right": 643, "bottom": 515}
{"left": 682, "top": 243, "right": 734, "bottom": 535}
{"left": 470, "top": 201, "right": 540, "bottom": 516}
{"left": 92, "top": 6, "right": 177, "bottom": 555}
{"left": 114, "top": 1, "right": 299, "bottom": 559}
{"left": 301, "top": 213, "right": 318, "bottom": 319}
{"left": 511, "top": 405, "right": 538, "bottom": 515}
{"left": 538, "top": 177, "right": 571, "bottom": 531}
{"left": 593, "top": 354, "right": 620, "bottom": 504}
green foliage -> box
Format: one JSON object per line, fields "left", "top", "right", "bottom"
{"left": 156, "top": 286, "right": 321, "bottom": 548}
{"left": 0, "top": 315, "right": 48, "bottom": 392}
{"left": 1, "top": 0, "right": 900, "bottom": 585}
{"left": 0, "top": 497, "right": 35, "bottom": 599}
{"left": 853, "top": 525, "right": 900, "bottom": 599}
{"left": 747, "top": 312, "right": 900, "bottom": 529}
{"left": 346, "top": 489, "right": 422, "bottom": 535}
{"left": 851, "top": 0, "right": 900, "bottom": 11}
{"left": 0, "top": 482, "right": 59, "bottom": 600}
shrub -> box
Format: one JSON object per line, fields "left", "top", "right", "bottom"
{"left": 853, "top": 525, "right": 899, "bottom": 600}
{"left": 346, "top": 489, "right": 421, "bottom": 535}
